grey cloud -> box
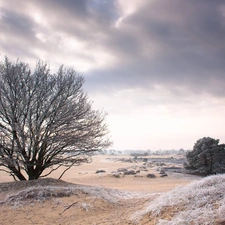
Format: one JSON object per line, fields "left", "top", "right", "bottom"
{"left": 1, "top": 0, "right": 115, "bottom": 43}
{"left": 0, "top": 1, "right": 94, "bottom": 61}
{"left": 85, "top": 0, "right": 225, "bottom": 97}
{"left": 0, "top": 8, "right": 35, "bottom": 39}
{"left": 1, "top": 0, "right": 225, "bottom": 98}
{"left": 34, "top": 0, "right": 89, "bottom": 19}
{"left": 0, "top": 7, "right": 42, "bottom": 60}
{"left": 88, "top": 0, "right": 119, "bottom": 23}
{"left": 28, "top": 0, "right": 118, "bottom": 39}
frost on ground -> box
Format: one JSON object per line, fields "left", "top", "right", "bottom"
{"left": 0, "top": 178, "right": 149, "bottom": 207}
{"left": 0, "top": 178, "right": 156, "bottom": 225}
{"left": 131, "top": 174, "right": 225, "bottom": 225}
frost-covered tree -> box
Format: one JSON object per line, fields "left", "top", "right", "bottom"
{"left": 0, "top": 57, "right": 111, "bottom": 181}
{"left": 184, "top": 137, "right": 225, "bottom": 175}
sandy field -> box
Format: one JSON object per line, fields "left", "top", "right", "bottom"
{"left": 0, "top": 155, "right": 202, "bottom": 225}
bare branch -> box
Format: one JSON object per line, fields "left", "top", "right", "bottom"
{"left": 59, "top": 201, "right": 79, "bottom": 215}
{"left": 39, "top": 164, "right": 63, "bottom": 178}
{"left": 57, "top": 161, "right": 82, "bottom": 180}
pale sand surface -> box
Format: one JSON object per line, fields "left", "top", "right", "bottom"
{"left": 0, "top": 155, "right": 202, "bottom": 225}
{"left": 51, "top": 155, "right": 201, "bottom": 193}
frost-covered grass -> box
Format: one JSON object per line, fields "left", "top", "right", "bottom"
{"left": 3, "top": 186, "right": 75, "bottom": 206}
{"left": 0, "top": 178, "right": 149, "bottom": 207}
{"left": 131, "top": 174, "right": 225, "bottom": 225}
{"left": 75, "top": 184, "right": 150, "bottom": 203}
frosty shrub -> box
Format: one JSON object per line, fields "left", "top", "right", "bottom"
{"left": 131, "top": 174, "right": 225, "bottom": 225}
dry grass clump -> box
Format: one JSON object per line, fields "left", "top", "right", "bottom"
{"left": 131, "top": 174, "right": 225, "bottom": 225}
{"left": 5, "top": 186, "right": 76, "bottom": 204}
{"left": 0, "top": 178, "right": 79, "bottom": 206}
{"left": 0, "top": 178, "right": 70, "bottom": 193}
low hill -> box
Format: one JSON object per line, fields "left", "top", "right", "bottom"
{"left": 0, "top": 178, "right": 154, "bottom": 225}
{"left": 132, "top": 174, "right": 225, "bottom": 225}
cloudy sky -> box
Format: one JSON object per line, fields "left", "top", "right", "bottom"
{"left": 1, "top": 0, "right": 225, "bottom": 150}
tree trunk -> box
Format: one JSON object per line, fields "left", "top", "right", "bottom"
{"left": 9, "top": 166, "right": 27, "bottom": 181}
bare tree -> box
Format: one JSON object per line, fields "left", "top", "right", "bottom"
{"left": 0, "top": 57, "right": 111, "bottom": 181}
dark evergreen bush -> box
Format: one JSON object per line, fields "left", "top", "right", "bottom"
{"left": 185, "top": 137, "right": 225, "bottom": 175}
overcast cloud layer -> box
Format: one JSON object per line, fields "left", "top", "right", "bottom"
{"left": 1, "top": 0, "right": 225, "bottom": 150}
